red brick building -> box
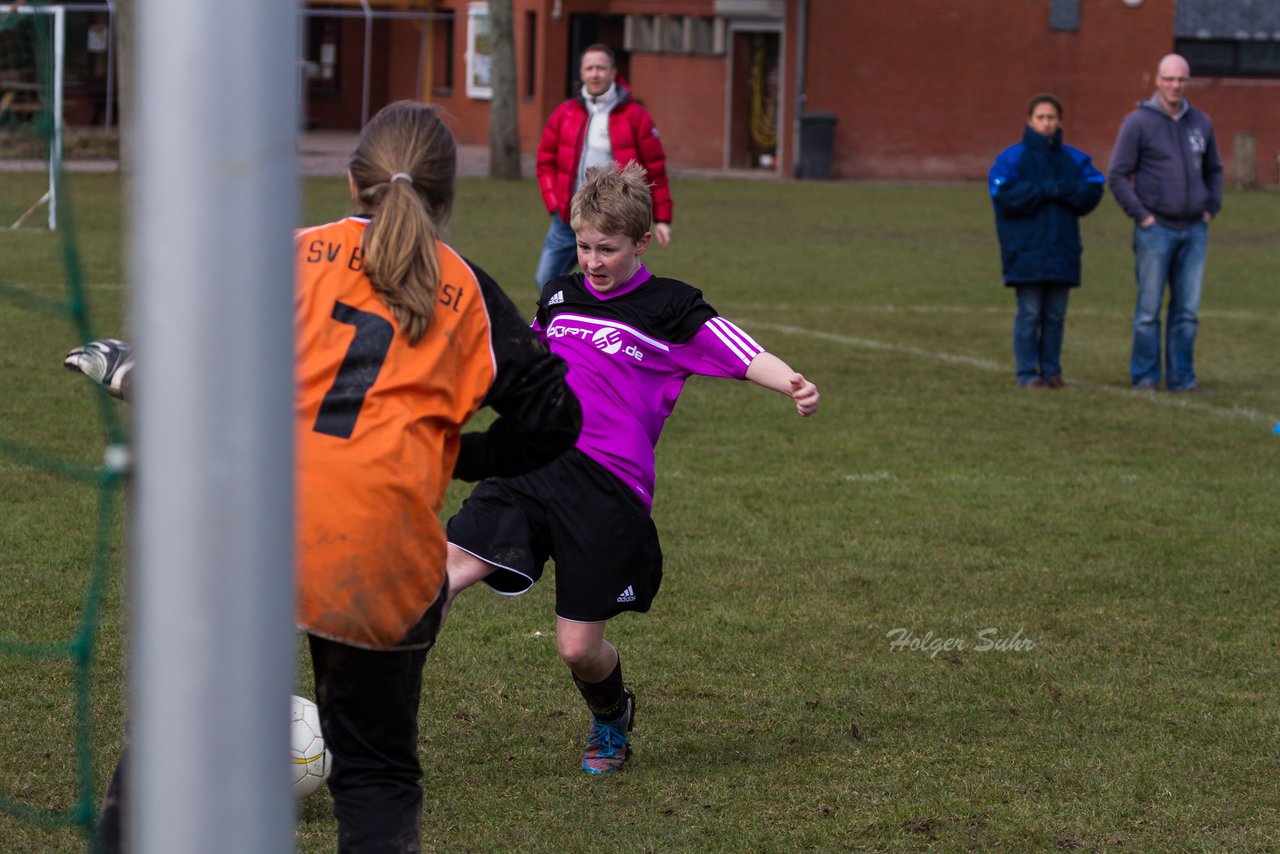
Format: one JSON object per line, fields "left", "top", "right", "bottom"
{"left": 302, "top": 0, "right": 1280, "bottom": 185}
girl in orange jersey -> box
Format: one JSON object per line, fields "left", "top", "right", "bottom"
{"left": 295, "top": 101, "right": 580, "bottom": 852}
{"left": 67, "top": 102, "right": 580, "bottom": 853}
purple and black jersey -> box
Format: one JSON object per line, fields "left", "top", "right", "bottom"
{"left": 533, "top": 265, "right": 763, "bottom": 512}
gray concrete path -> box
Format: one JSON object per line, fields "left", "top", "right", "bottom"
{"left": 5, "top": 130, "right": 771, "bottom": 180}
{"left": 1, "top": 132, "right": 512, "bottom": 176}
{"left": 299, "top": 131, "right": 527, "bottom": 177}
{"left": 301, "top": 131, "right": 766, "bottom": 179}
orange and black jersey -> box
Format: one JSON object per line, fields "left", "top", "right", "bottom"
{"left": 295, "top": 216, "right": 579, "bottom": 649}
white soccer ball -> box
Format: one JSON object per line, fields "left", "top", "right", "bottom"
{"left": 291, "top": 694, "right": 331, "bottom": 799}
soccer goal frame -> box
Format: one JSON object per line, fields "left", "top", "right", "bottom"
{"left": 128, "top": 1, "right": 297, "bottom": 852}
{"left": 3, "top": 4, "right": 64, "bottom": 231}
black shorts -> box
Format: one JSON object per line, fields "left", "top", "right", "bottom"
{"left": 445, "top": 449, "right": 663, "bottom": 622}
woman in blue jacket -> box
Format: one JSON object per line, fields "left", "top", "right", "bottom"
{"left": 989, "top": 94, "right": 1105, "bottom": 389}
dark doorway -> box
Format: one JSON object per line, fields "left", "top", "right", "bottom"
{"left": 565, "top": 13, "right": 626, "bottom": 98}
{"left": 728, "top": 29, "right": 780, "bottom": 170}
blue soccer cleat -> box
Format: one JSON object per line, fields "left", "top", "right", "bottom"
{"left": 581, "top": 687, "right": 634, "bottom": 774}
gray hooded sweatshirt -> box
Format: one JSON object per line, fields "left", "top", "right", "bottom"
{"left": 1107, "top": 93, "right": 1223, "bottom": 230}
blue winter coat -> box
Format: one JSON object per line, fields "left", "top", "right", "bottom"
{"left": 989, "top": 126, "right": 1105, "bottom": 286}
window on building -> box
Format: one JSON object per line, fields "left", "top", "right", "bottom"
{"left": 660, "top": 16, "right": 686, "bottom": 53}
{"left": 465, "top": 1, "right": 491, "bottom": 99}
{"left": 1177, "top": 38, "right": 1280, "bottom": 76}
{"left": 431, "top": 13, "right": 454, "bottom": 95}
{"left": 1175, "top": 0, "right": 1280, "bottom": 77}
{"left": 687, "top": 16, "right": 725, "bottom": 54}
{"left": 624, "top": 14, "right": 725, "bottom": 56}
{"left": 304, "top": 16, "right": 341, "bottom": 97}
{"left": 1049, "top": 0, "right": 1080, "bottom": 33}
{"left": 524, "top": 10, "right": 536, "bottom": 98}
{"left": 625, "top": 15, "right": 658, "bottom": 52}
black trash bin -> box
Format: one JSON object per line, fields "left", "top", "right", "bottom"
{"left": 798, "top": 112, "right": 837, "bottom": 180}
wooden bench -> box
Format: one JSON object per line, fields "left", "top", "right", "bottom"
{"left": 0, "top": 81, "right": 43, "bottom": 119}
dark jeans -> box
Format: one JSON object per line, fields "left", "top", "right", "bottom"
{"left": 1131, "top": 220, "right": 1207, "bottom": 390}
{"left": 1013, "top": 283, "right": 1071, "bottom": 385}
{"left": 97, "top": 746, "right": 127, "bottom": 854}
{"left": 309, "top": 634, "right": 432, "bottom": 854}
{"left": 533, "top": 213, "right": 578, "bottom": 292}
{"left": 96, "top": 590, "right": 444, "bottom": 854}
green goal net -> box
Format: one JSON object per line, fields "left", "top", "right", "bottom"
{"left": 0, "top": 3, "right": 122, "bottom": 851}
{"left": 1, "top": 4, "right": 63, "bottom": 230}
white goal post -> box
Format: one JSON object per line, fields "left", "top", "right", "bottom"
{"left": 129, "top": 1, "right": 297, "bottom": 852}
{"left": 2, "top": 4, "right": 64, "bottom": 230}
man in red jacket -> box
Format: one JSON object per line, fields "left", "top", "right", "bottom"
{"left": 533, "top": 43, "right": 673, "bottom": 292}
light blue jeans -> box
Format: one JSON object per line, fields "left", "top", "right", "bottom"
{"left": 1013, "top": 284, "right": 1070, "bottom": 385}
{"left": 534, "top": 214, "right": 578, "bottom": 293}
{"left": 1131, "top": 220, "right": 1208, "bottom": 390}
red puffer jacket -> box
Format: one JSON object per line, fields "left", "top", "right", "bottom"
{"left": 535, "top": 88, "right": 673, "bottom": 224}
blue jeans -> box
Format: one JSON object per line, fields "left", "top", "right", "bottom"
{"left": 534, "top": 214, "right": 578, "bottom": 292}
{"left": 1131, "top": 221, "right": 1207, "bottom": 390}
{"left": 1013, "top": 284, "right": 1070, "bottom": 385}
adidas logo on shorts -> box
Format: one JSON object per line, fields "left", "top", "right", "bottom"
{"left": 547, "top": 290, "right": 565, "bottom": 306}
{"left": 616, "top": 585, "right": 636, "bottom": 603}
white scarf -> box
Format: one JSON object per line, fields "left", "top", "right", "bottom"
{"left": 576, "top": 83, "right": 620, "bottom": 189}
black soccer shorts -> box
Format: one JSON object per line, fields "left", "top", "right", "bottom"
{"left": 446, "top": 448, "right": 663, "bottom": 622}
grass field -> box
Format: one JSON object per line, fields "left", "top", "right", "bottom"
{"left": 1, "top": 169, "right": 1278, "bottom": 852}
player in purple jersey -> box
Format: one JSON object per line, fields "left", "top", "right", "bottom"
{"left": 444, "top": 162, "right": 820, "bottom": 774}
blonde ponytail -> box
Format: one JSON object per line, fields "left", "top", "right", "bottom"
{"left": 348, "top": 102, "right": 458, "bottom": 345}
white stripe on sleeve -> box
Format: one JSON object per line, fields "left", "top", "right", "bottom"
{"left": 705, "top": 317, "right": 763, "bottom": 364}
{"left": 711, "top": 317, "right": 763, "bottom": 353}
{"left": 704, "top": 317, "right": 762, "bottom": 365}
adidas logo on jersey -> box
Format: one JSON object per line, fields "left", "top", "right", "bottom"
{"left": 616, "top": 585, "right": 636, "bottom": 603}
{"left": 547, "top": 290, "right": 565, "bottom": 306}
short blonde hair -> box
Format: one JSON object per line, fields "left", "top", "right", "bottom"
{"left": 569, "top": 161, "right": 652, "bottom": 243}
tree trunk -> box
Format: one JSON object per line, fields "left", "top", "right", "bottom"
{"left": 487, "top": 0, "right": 520, "bottom": 180}
{"left": 114, "top": 0, "right": 133, "bottom": 182}
{"left": 114, "top": 0, "right": 134, "bottom": 315}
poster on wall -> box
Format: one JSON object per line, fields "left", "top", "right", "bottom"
{"left": 466, "top": 1, "right": 492, "bottom": 99}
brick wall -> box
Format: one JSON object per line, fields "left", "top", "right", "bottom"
{"left": 798, "top": 0, "right": 1280, "bottom": 185}
{"left": 313, "top": 0, "right": 1280, "bottom": 186}
{"left": 628, "top": 53, "right": 727, "bottom": 169}
{"left": 1186, "top": 78, "right": 1280, "bottom": 188}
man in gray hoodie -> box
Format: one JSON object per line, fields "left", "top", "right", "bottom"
{"left": 1108, "top": 53, "right": 1222, "bottom": 393}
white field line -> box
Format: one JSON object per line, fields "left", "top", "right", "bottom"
{"left": 741, "top": 320, "right": 1276, "bottom": 426}
{"left": 731, "top": 303, "right": 1278, "bottom": 322}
